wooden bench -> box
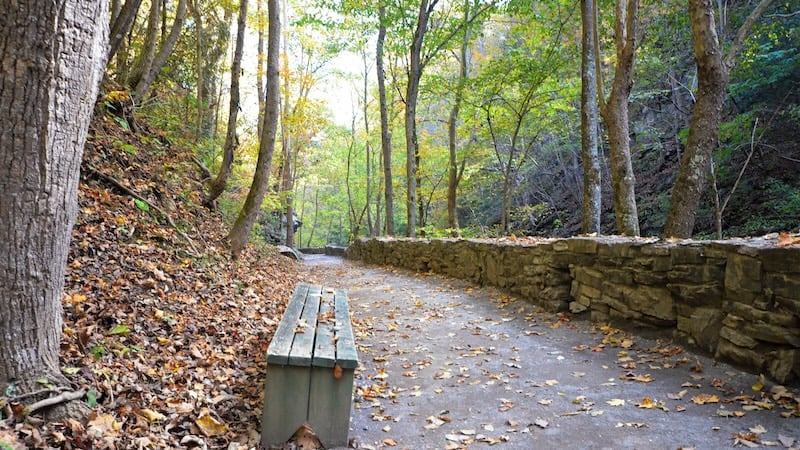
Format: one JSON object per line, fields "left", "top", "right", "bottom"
{"left": 261, "top": 283, "right": 359, "bottom": 448}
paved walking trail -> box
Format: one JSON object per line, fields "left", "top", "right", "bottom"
{"left": 301, "top": 255, "right": 800, "bottom": 450}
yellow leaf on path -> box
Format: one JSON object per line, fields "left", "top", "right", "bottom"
{"left": 383, "top": 438, "right": 397, "bottom": 446}
{"left": 752, "top": 374, "right": 765, "bottom": 392}
{"left": 691, "top": 393, "right": 720, "bottom": 405}
{"left": 606, "top": 399, "right": 626, "bottom": 407}
{"left": 195, "top": 413, "right": 228, "bottom": 437}
{"left": 638, "top": 397, "right": 657, "bottom": 409}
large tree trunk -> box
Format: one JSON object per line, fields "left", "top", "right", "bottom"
{"left": 665, "top": 0, "right": 774, "bottom": 237}
{"left": 204, "top": 0, "right": 248, "bottom": 208}
{"left": 377, "top": 1, "right": 395, "bottom": 236}
{"left": 597, "top": 0, "right": 640, "bottom": 236}
{"left": 229, "top": 0, "right": 280, "bottom": 259}
{"left": 581, "top": 0, "right": 602, "bottom": 234}
{"left": 0, "top": 0, "right": 108, "bottom": 410}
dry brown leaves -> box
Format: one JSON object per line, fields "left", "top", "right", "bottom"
{"left": 0, "top": 110, "right": 303, "bottom": 449}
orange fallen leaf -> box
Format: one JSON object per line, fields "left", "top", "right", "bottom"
{"left": 195, "top": 413, "right": 228, "bottom": 437}
{"left": 691, "top": 393, "right": 720, "bottom": 405}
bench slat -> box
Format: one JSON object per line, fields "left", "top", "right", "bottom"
{"left": 334, "top": 289, "right": 359, "bottom": 369}
{"left": 266, "top": 283, "right": 310, "bottom": 365}
{"left": 288, "top": 284, "right": 321, "bottom": 366}
{"left": 312, "top": 289, "right": 336, "bottom": 368}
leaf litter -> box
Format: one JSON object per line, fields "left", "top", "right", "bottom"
{"left": 0, "top": 112, "right": 304, "bottom": 449}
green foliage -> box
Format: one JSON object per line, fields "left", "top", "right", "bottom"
{"left": 86, "top": 389, "right": 98, "bottom": 408}
{"left": 90, "top": 344, "right": 108, "bottom": 360}
{"left": 134, "top": 199, "right": 150, "bottom": 212}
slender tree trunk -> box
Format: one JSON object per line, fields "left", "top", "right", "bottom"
{"left": 127, "top": 0, "right": 160, "bottom": 91}
{"left": 229, "top": 0, "right": 280, "bottom": 259}
{"left": 204, "top": 0, "right": 247, "bottom": 207}
{"left": 0, "top": 0, "right": 108, "bottom": 412}
{"left": 132, "top": 0, "right": 187, "bottom": 100}
{"left": 597, "top": 0, "right": 640, "bottom": 236}
{"left": 581, "top": 0, "right": 602, "bottom": 234}
{"left": 108, "top": 0, "right": 142, "bottom": 61}
{"left": 447, "top": 0, "right": 472, "bottom": 236}
{"left": 256, "top": 0, "right": 266, "bottom": 136}
{"left": 405, "top": 0, "right": 437, "bottom": 237}
{"left": 665, "top": 0, "right": 774, "bottom": 237}
{"left": 363, "top": 52, "right": 374, "bottom": 235}
{"left": 377, "top": 1, "right": 394, "bottom": 236}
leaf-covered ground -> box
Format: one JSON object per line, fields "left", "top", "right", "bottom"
{"left": 0, "top": 105, "right": 303, "bottom": 449}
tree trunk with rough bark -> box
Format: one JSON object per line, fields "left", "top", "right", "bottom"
{"left": 204, "top": 0, "right": 248, "bottom": 208}
{"left": 581, "top": 0, "right": 602, "bottom": 234}
{"left": 0, "top": 0, "right": 108, "bottom": 417}
{"left": 665, "top": 0, "right": 774, "bottom": 237}
{"left": 405, "top": 0, "right": 437, "bottom": 237}
{"left": 229, "top": 0, "right": 280, "bottom": 259}
{"left": 377, "top": 1, "right": 394, "bottom": 236}
{"left": 597, "top": 0, "right": 640, "bottom": 236}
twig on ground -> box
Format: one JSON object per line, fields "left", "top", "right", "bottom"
{"left": 25, "top": 389, "right": 86, "bottom": 416}
{"left": 85, "top": 165, "right": 200, "bottom": 255}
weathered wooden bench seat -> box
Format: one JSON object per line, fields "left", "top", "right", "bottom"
{"left": 261, "top": 283, "right": 359, "bottom": 448}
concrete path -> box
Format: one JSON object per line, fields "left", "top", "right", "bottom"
{"left": 301, "top": 255, "right": 800, "bottom": 450}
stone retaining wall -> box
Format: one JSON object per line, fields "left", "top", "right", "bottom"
{"left": 347, "top": 236, "right": 800, "bottom": 383}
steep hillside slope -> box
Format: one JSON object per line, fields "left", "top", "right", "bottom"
{"left": 1, "top": 95, "right": 302, "bottom": 449}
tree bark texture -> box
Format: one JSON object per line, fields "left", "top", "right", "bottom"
{"left": 133, "top": 0, "right": 187, "bottom": 100}
{"left": 581, "top": 0, "right": 602, "bottom": 234}
{"left": 229, "top": 0, "right": 280, "bottom": 259}
{"left": 598, "top": 0, "right": 640, "bottom": 236}
{"left": 664, "top": 0, "right": 773, "bottom": 237}
{"left": 108, "top": 0, "right": 143, "bottom": 61}
{"left": 0, "top": 0, "right": 108, "bottom": 391}
{"left": 126, "top": 0, "right": 160, "bottom": 92}
{"left": 377, "top": 1, "right": 394, "bottom": 236}
{"left": 447, "top": 0, "right": 471, "bottom": 235}
{"left": 204, "top": 0, "right": 248, "bottom": 207}
{"left": 405, "top": 0, "right": 436, "bottom": 237}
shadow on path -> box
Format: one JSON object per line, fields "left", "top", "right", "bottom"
{"left": 301, "top": 255, "right": 800, "bottom": 450}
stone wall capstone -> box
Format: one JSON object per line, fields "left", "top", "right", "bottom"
{"left": 346, "top": 236, "right": 800, "bottom": 384}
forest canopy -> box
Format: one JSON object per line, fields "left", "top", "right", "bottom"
{"left": 106, "top": 0, "right": 800, "bottom": 246}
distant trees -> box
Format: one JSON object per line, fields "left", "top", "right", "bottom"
{"left": 0, "top": 0, "right": 108, "bottom": 416}
{"left": 90, "top": 0, "right": 799, "bottom": 249}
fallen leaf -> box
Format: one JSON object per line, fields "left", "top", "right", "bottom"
{"left": 691, "top": 394, "right": 719, "bottom": 405}
{"left": 534, "top": 418, "right": 549, "bottom": 428}
{"left": 138, "top": 408, "right": 165, "bottom": 422}
{"left": 606, "top": 399, "right": 626, "bottom": 407}
{"left": 668, "top": 390, "right": 688, "bottom": 400}
{"left": 195, "top": 413, "right": 228, "bottom": 437}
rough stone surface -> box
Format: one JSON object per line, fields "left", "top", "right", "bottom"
{"left": 347, "top": 237, "right": 800, "bottom": 383}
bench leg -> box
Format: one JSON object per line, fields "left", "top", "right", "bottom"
{"left": 308, "top": 367, "right": 355, "bottom": 448}
{"left": 261, "top": 365, "right": 310, "bottom": 447}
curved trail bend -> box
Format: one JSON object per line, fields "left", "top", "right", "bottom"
{"left": 300, "top": 255, "right": 799, "bottom": 450}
